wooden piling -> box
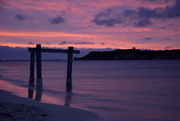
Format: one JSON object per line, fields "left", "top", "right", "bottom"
{"left": 36, "top": 44, "right": 43, "bottom": 91}
{"left": 29, "top": 51, "right": 35, "bottom": 86}
{"left": 66, "top": 47, "right": 73, "bottom": 91}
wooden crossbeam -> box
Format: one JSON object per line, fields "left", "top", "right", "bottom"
{"left": 28, "top": 48, "right": 80, "bottom": 54}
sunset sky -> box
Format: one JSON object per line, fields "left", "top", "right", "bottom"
{"left": 0, "top": 0, "right": 180, "bottom": 59}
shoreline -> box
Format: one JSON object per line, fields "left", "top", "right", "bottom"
{"left": 0, "top": 90, "right": 99, "bottom": 121}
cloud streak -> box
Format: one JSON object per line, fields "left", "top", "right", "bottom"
{"left": 144, "top": 37, "right": 153, "bottom": 40}
{"left": 28, "top": 41, "right": 35, "bottom": 44}
{"left": 59, "top": 41, "right": 94, "bottom": 45}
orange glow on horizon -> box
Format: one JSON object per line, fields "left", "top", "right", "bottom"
{"left": 0, "top": 31, "right": 94, "bottom": 38}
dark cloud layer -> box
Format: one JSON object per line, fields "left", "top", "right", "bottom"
{"left": 50, "top": 16, "right": 65, "bottom": 24}
{"left": 15, "top": 14, "right": 28, "bottom": 21}
{"left": 93, "top": 9, "right": 123, "bottom": 27}
{"left": 93, "top": 0, "right": 180, "bottom": 27}
{"left": 142, "top": 0, "right": 170, "bottom": 3}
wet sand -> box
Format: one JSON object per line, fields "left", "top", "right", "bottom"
{"left": 0, "top": 90, "right": 99, "bottom": 121}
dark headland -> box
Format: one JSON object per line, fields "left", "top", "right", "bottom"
{"left": 75, "top": 49, "right": 180, "bottom": 60}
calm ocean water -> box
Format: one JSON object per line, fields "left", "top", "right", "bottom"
{"left": 0, "top": 60, "right": 180, "bottom": 121}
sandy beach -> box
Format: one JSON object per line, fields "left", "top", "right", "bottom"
{"left": 0, "top": 90, "right": 99, "bottom": 121}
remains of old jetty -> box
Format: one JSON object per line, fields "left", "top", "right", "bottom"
{"left": 28, "top": 44, "right": 80, "bottom": 92}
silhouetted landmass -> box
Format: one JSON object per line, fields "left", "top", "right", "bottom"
{"left": 75, "top": 49, "right": 180, "bottom": 60}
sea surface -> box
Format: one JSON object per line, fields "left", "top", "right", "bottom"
{"left": 0, "top": 60, "right": 180, "bottom": 121}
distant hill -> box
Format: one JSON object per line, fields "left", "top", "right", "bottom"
{"left": 74, "top": 49, "right": 180, "bottom": 60}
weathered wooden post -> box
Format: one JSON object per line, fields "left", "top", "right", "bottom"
{"left": 29, "top": 51, "right": 35, "bottom": 86}
{"left": 28, "top": 51, "right": 35, "bottom": 99}
{"left": 35, "top": 44, "right": 43, "bottom": 101}
{"left": 36, "top": 44, "right": 43, "bottom": 91}
{"left": 66, "top": 47, "right": 73, "bottom": 91}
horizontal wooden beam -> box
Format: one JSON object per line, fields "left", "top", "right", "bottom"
{"left": 28, "top": 48, "right": 80, "bottom": 54}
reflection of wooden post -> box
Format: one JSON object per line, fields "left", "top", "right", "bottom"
{"left": 64, "top": 92, "right": 72, "bottom": 106}
{"left": 35, "top": 90, "right": 42, "bottom": 101}
{"left": 66, "top": 47, "right": 73, "bottom": 91}
{"left": 36, "top": 44, "right": 43, "bottom": 91}
{"left": 29, "top": 51, "right": 35, "bottom": 86}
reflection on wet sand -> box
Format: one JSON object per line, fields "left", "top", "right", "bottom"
{"left": 28, "top": 87, "right": 34, "bottom": 99}
{"left": 28, "top": 85, "right": 72, "bottom": 106}
{"left": 28, "top": 85, "right": 42, "bottom": 101}
{"left": 65, "top": 89, "right": 72, "bottom": 106}
{"left": 35, "top": 90, "right": 43, "bottom": 101}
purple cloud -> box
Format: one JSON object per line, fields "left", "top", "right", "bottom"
{"left": 74, "top": 42, "right": 94, "bottom": 44}
{"left": 15, "top": 14, "right": 28, "bottom": 21}
{"left": 50, "top": 16, "right": 65, "bottom": 24}
{"left": 143, "top": 37, "right": 153, "bottom": 40}
{"left": 133, "top": 19, "right": 152, "bottom": 27}
{"left": 28, "top": 41, "right": 35, "bottom": 44}
{"left": 59, "top": 41, "right": 67, "bottom": 45}
{"left": 92, "top": 9, "right": 123, "bottom": 27}
{"left": 164, "top": 46, "right": 173, "bottom": 50}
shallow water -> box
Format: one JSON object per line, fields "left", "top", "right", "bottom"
{"left": 0, "top": 60, "right": 180, "bottom": 121}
